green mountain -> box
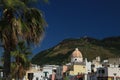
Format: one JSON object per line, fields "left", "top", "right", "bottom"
{"left": 31, "top": 36, "right": 120, "bottom": 65}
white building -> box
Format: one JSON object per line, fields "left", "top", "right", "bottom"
{"left": 42, "top": 65, "right": 53, "bottom": 79}
{"left": 23, "top": 64, "right": 43, "bottom": 80}
{"left": 91, "top": 56, "right": 102, "bottom": 72}
{"left": 85, "top": 58, "right": 92, "bottom": 80}
{"left": 23, "top": 64, "right": 60, "bottom": 80}
{"left": 85, "top": 58, "right": 92, "bottom": 74}
{"left": 56, "top": 66, "right": 63, "bottom": 80}
{"left": 0, "top": 69, "right": 3, "bottom": 79}
{"left": 96, "top": 67, "right": 120, "bottom": 80}
{"left": 42, "top": 65, "right": 60, "bottom": 80}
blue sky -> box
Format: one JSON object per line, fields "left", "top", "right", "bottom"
{"left": 0, "top": 0, "right": 120, "bottom": 55}
{"left": 32, "top": 0, "right": 120, "bottom": 54}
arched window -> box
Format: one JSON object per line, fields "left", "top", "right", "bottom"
{"left": 102, "top": 69, "right": 105, "bottom": 74}
{"left": 75, "top": 59, "right": 77, "bottom": 61}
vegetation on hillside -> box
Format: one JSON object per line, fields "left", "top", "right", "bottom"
{"left": 32, "top": 36, "right": 120, "bottom": 65}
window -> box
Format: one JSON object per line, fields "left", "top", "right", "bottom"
{"left": 28, "top": 73, "right": 34, "bottom": 80}
{"left": 36, "top": 77, "right": 39, "bottom": 80}
{"left": 118, "top": 64, "right": 120, "bottom": 67}
{"left": 75, "top": 59, "right": 77, "bottom": 61}
{"left": 107, "top": 65, "right": 110, "bottom": 67}
{"left": 98, "top": 70, "right": 101, "bottom": 74}
{"left": 91, "top": 64, "right": 95, "bottom": 67}
{"left": 102, "top": 69, "right": 105, "bottom": 74}
{"left": 91, "top": 69, "right": 94, "bottom": 73}
{"left": 117, "top": 78, "right": 120, "bottom": 80}
{"left": 98, "top": 69, "right": 105, "bottom": 74}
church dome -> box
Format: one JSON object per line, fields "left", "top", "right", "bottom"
{"left": 72, "top": 48, "right": 83, "bottom": 58}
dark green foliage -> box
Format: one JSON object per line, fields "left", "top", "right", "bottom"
{"left": 32, "top": 36, "right": 120, "bottom": 65}
{"left": 0, "top": 0, "right": 46, "bottom": 78}
{"left": 0, "top": 66, "right": 3, "bottom": 69}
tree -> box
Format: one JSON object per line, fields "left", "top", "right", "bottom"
{"left": 0, "top": 0, "right": 47, "bottom": 78}
{"left": 11, "top": 41, "right": 31, "bottom": 79}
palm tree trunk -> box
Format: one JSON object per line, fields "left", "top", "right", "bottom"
{"left": 3, "top": 49, "right": 11, "bottom": 79}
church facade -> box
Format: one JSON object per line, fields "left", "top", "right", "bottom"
{"left": 69, "top": 48, "right": 91, "bottom": 80}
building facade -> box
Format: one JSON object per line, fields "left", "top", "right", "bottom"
{"left": 69, "top": 48, "right": 92, "bottom": 80}
{"left": 97, "top": 67, "right": 120, "bottom": 80}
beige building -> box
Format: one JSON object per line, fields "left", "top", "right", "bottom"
{"left": 70, "top": 48, "right": 86, "bottom": 76}
{"left": 69, "top": 48, "right": 92, "bottom": 80}
{"left": 70, "top": 64, "right": 86, "bottom": 75}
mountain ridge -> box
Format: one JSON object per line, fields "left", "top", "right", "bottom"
{"left": 31, "top": 36, "right": 120, "bottom": 65}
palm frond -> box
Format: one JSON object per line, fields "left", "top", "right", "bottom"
{"left": 0, "top": 0, "right": 47, "bottom": 78}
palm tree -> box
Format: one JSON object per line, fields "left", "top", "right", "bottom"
{"left": 0, "top": 0, "right": 47, "bottom": 78}
{"left": 11, "top": 41, "right": 31, "bottom": 79}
